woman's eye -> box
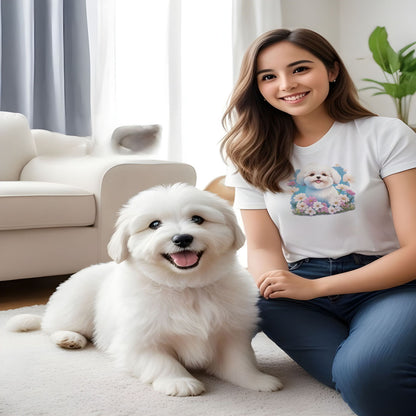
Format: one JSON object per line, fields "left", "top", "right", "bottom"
{"left": 149, "top": 220, "right": 162, "bottom": 229}
{"left": 261, "top": 74, "right": 275, "bottom": 81}
{"left": 191, "top": 215, "right": 205, "bottom": 225}
{"left": 293, "top": 66, "right": 309, "bottom": 74}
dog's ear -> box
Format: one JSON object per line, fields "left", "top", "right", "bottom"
{"left": 107, "top": 209, "right": 131, "bottom": 263}
{"left": 297, "top": 169, "right": 306, "bottom": 185}
{"left": 330, "top": 168, "right": 341, "bottom": 184}
{"left": 222, "top": 204, "right": 246, "bottom": 250}
{"left": 232, "top": 222, "right": 246, "bottom": 251}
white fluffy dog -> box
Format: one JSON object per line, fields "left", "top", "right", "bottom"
{"left": 299, "top": 165, "right": 341, "bottom": 205}
{"left": 7, "top": 183, "right": 282, "bottom": 396}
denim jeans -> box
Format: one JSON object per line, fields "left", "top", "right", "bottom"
{"left": 257, "top": 254, "right": 416, "bottom": 416}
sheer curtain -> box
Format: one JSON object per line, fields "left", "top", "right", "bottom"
{"left": 0, "top": 0, "right": 91, "bottom": 136}
{"left": 87, "top": 0, "right": 281, "bottom": 187}
{"left": 232, "top": 0, "right": 282, "bottom": 81}
{"left": 87, "top": 0, "right": 232, "bottom": 187}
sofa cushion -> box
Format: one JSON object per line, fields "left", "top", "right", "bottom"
{"left": 0, "top": 112, "right": 36, "bottom": 181}
{"left": 32, "top": 129, "right": 92, "bottom": 156}
{"left": 0, "top": 182, "right": 96, "bottom": 231}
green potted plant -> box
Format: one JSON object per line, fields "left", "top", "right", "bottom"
{"left": 362, "top": 26, "right": 416, "bottom": 125}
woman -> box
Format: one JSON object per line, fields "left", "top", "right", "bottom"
{"left": 221, "top": 28, "right": 416, "bottom": 416}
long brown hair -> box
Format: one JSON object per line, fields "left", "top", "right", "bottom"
{"left": 221, "top": 28, "right": 376, "bottom": 192}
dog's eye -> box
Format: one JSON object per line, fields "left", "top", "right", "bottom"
{"left": 191, "top": 215, "right": 205, "bottom": 225}
{"left": 149, "top": 220, "right": 162, "bottom": 229}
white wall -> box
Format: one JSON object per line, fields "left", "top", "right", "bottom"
{"left": 339, "top": 0, "right": 416, "bottom": 125}
{"left": 280, "top": 0, "right": 416, "bottom": 125}
{"left": 281, "top": 0, "right": 340, "bottom": 50}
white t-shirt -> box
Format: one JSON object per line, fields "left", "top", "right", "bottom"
{"left": 226, "top": 117, "right": 416, "bottom": 263}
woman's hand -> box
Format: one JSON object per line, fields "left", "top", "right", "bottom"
{"left": 257, "top": 270, "right": 320, "bottom": 300}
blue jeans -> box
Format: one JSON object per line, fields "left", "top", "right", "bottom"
{"left": 257, "top": 254, "right": 416, "bottom": 416}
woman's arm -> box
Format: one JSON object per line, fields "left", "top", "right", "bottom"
{"left": 263, "top": 168, "right": 416, "bottom": 300}
{"left": 240, "top": 209, "right": 288, "bottom": 286}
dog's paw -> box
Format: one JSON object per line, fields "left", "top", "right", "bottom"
{"left": 50, "top": 330, "right": 88, "bottom": 349}
{"left": 6, "top": 314, "right": 42, "bottom": 332}
{"left": 153, "top": 377, "right": 205, "bottom": 396}
{"left": 250, "top": 373, "right": 284, "bottom": 392}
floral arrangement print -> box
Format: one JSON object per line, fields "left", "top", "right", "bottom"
{"left": 288, "top": 166, "right": 356, "bottom": 216}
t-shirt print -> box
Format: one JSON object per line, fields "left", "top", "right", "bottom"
{"left": 287, "top": 164, "right": 356, "bottom": 216}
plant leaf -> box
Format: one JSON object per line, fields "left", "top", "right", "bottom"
{"left": 400, "top": 73, "right": 416, "bottom": 95}
{"left": 360, "top": 87, "right": 386, "bottom": 94}
{"left": 398, "top": 41, "right": 416, "bottom": 56}
{"left": 368, "top": 26, "right": 400, "bottom": 74}
{"left": 362, "top": 78, "right": 407, "bottom": 98}
{"left": 399, "top": 47, "right": 416, "bottom": 73}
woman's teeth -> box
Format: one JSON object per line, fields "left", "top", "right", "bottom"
{"left": 282, "top": 93, "right": 307, "bottom": 101}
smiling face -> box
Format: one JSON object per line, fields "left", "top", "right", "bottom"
{"left": 256, "top": 41, "right": 338, "bottom": 121}
{"left": 303, "top": 168, "right": 334, "bottom": 190}
{"left": 107, "top": 184, "right": 246, "bottom": 289}
{"left": 300, "top": 166, "right": 341, "bottom": 190}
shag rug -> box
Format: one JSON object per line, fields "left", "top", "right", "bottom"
{"left": 0, "top": 305, "right": 355, "bottom": 416}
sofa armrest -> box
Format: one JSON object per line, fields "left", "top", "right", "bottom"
{"left": 20, "top": 156, "right": 197, "bottom": 261}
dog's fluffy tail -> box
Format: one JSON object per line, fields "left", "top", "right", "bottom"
{"left": 6, "top": 314, "right": 42, "bottom": 332}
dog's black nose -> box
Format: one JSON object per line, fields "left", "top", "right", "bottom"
{"left": 172, "top": 234, "right": 193, "bottom": 248}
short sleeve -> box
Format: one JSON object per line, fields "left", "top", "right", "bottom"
{"left": 225, "top": 168, "right": 266, "bottom": 209}
{"left": 378, "top": 119, "right": 416, "bottom": 178}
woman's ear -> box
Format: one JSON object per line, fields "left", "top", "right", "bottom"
{"left": 329, "top": 61, "right": 340, "bottom": 82}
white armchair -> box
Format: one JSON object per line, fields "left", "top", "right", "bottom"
{"left": 0, "top": 112, "right": 196, "bottom": 281}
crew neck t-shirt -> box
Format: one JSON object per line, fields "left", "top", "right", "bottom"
{"left": 226, "top": 116, "right": 416, "bottom": 263}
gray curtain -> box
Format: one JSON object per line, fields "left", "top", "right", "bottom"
{"left": 0, "top": 0, "right": 91, "bottom": 136}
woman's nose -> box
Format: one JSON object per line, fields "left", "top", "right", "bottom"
{"left": 280, "top": 75, "right": 296, "bottom": 91}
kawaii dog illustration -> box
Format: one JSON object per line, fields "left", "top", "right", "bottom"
{"left": 288, "top": 165, "right": 356, "bottom": 216}
{"left": 298, "top": 165, "right": 341, "bottom": 206}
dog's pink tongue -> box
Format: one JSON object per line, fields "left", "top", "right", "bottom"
{"left": 170, "top": 251, "right": 199, "bottom": 267}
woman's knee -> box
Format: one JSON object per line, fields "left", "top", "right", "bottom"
{"left": 333, "top": 343, "right": 416, "bottom": 416}
{"left": 258, "top": 297, "right": 347, "bottom": 389}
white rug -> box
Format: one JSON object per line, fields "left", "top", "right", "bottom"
{"left": 0, "top": 305, "right": 355, "bottom": 416}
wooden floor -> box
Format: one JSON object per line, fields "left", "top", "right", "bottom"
{"left": 0, "top": 275, "right": 69, "bottom": 311}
